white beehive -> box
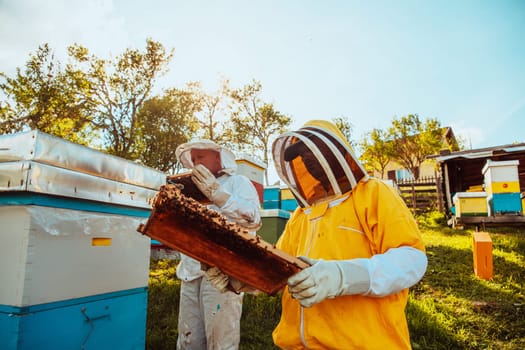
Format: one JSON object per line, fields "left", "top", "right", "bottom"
{"left": 0, "top": 130, "right": 165, "bottom": 349}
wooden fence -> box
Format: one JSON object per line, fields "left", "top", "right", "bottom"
{"left": 395, "top": 176, "right": 444, "bottom": 213}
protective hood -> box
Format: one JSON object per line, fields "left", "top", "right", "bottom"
{"left": 272, "top": 120, "right": 368, "bottom": 207}
{"left": 175, "top": 139, "right": 237, "bottom": 174}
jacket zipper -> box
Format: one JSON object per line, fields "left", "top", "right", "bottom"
{"left": 300, "top": 218, "right": 319, "bottom": 349}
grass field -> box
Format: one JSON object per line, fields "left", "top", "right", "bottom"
{"left": 146, "top": 212, "right": 525, "bottom": 349}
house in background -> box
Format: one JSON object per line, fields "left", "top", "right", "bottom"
{"left": 379, "top": 127, "right": 458, "bottom": 182}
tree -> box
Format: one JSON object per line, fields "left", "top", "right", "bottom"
{"left": 135, "top": 87, "right": 200, "bottom": 173}
{"left": 387, "top": 114, "right": 444, "bottom": 179}
{"left": 359, "top": 128, "right": 392, "bottom": 178}
{"left": 332, "top": 116, "right": 356, "bottom": 149}
{"left": 189, "top": 80, "right": 231, "bottom": 143}
{"left": 68, "top": 39, "right": 174, "bottom": 159}
{"left": 1, "top": 39, "right": 174, "bottom": 155}
{"left": 227, "top": 80, "right": 292, "bottom": 184}
{"left": 0, "top": 44, "right": 94, "bottom": 144}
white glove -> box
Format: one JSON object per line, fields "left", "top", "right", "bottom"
{"left": 204, "top": 266, "right": 260, "bottom": 295}
{"left": 287, "top": 257, "right": 371, "bottom": 308}
{"left": 192, "top": 164, "right": 231, "bottom": 207}
{"left": 205, "top": 266, "right": 230, "bottom": 293}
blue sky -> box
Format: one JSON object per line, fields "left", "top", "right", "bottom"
{"left": 1, "top": 0, "right": 524, "bottom": 151}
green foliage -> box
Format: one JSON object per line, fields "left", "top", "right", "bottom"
{"left": 388, "top": 114, "right": 443, "bottom": 179}
{"left": 332, "top": 116, "right": 355, "bottom": 148}
{"left": 136, "top": 87, "right": 200, "bottom": 172}
{"left": 0, "top": 44, "right": 94, "bottom": 143}
{"left": 359, "top": 114, "right": 445, "bottom": 180}
{"left": 147, "top": 223, "right": 525, "bottom": 349}
{"left": 360, "top": 128, "right": 392, "bottom": 177}
{"left": 190, "top": 79, "right": 231, "bottom": 143}
{"left": 1, "top": 40, "right": 174, "bottom": 157}
{"left": 67, "top": 39, "right": 174, "bottom": 159}
{"left": 227, "top": 80, "right": 292, "bottom": 167}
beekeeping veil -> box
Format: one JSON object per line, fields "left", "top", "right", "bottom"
{"left": 272, "top": 120, "right": 368, "bottom": 207}
{"left": 175, "top": 139, "right": 237, "bottom": 175}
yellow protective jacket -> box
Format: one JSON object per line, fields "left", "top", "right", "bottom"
{"left": 271, "top": 120, "right": 426, "bottom": 349}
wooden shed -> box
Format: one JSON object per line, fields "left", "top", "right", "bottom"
{"left": 432, "top": 142, "right": 525, "bottom": 226}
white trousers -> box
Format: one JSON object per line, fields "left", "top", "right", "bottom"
{"left": 177, "top": 276, "right": 244, "bottom": 350}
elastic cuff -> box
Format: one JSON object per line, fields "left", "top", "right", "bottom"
{"left": 338, "top": 259, "right": 371, "bottom": 296}
{"left": 212, "top": 190, "right": 231, "bottom": 207}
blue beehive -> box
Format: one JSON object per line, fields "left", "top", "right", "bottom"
{"left": 280, "top": 187, "right": 298, "bottom": 211}
{"left": 482, "top": 160, "right": 522, "bottom": 215}
{"left": 281, "top": 198, "right": 298, "bottom": 211}
{"left": 0, "top": 130, "right": 165, "bottom": 350}
{"left": 263, "top": 186, "right": 280, "bottom": 209}
{"left": 488, "top": 192, "right": 522, "bottom": 215}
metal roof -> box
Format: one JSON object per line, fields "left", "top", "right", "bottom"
{"left": 433, "top": 143, "right": 525, "bottom": 162}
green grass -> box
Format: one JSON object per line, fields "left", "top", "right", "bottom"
{"left": 147, "top": 259, "right": 179, "bottom": 349}
{"left": 409, "top": 213, "right": 525, "bottom": 349}
{"left": 146, "top": 212, "right": 525, "bottom": 349}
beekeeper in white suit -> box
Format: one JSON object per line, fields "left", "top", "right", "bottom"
{"left": 174, "top": 140, "right": 261, "bottom": 350}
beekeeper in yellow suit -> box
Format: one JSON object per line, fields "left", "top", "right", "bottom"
{"left": 271, "top": 119, "right": 427, "bottom": 349}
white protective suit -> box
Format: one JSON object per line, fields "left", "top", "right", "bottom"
{"left": 174, "top": 140, "right": 261, "bottom": 350}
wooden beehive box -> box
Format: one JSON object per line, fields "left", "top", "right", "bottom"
{"left": 137, "top": 184, "right": 308, "bottom": 294}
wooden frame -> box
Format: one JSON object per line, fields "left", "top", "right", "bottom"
{"left": 138, "top": 185, "right": 308, "bottom": 294}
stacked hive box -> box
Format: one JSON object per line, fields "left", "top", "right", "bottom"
{"left": 263, "top": 186, "right": 281, "bottom": 209}
{"left": 235, "top": 155, "right": 266, "bottom": 203}
{"left": 258, "top": 209, "right": 291, "bottom": 244}
{"left": 259, "top": 187, "right": 298, "bottom": 244}
{"left": 0, "top": 130, "right": 165, "bottom": 349}
{"left": 262, "top": 187, "right": 299, "bottom": 212}
{"left": 482, "top": 160, "right": 522, "bottom": 215}
{"left": 261, "top": 187, "right": 284, "bottom": 243}
{"left": 280, "top": 187, "right": 298, "bottom": 211}
{"left": 452, "top": 192, "right": 488, "bottom": 217}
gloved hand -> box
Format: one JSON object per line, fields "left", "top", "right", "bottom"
{"left": 204, "top": 266, "right": 260, "bottom": 295}
{"left": 287, "top": 257, "right": 371, "bottom": 308}
{"left": 205, "top": 266, "right": 230, "bottom": 293}
{"left": 192, "top": 164, "right": 231, "bottom": 207}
